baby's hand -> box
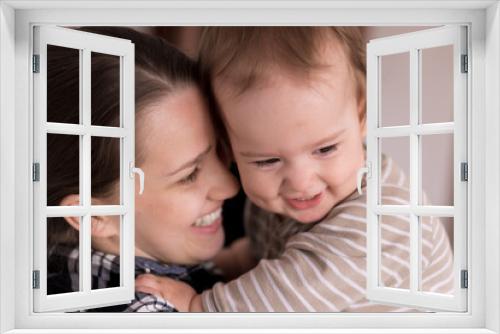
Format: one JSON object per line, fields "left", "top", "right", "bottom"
{"left": 135, "top": 274, "right": 196, "bottom": 312}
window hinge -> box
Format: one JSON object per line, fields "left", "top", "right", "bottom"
{"left": 33, "top": 163, "right": 40, "bottom": 182}
{"left": 32, "top": 270, "right": 40, "bottom": 289}
{"left": 461, "top": 54, "right": 468, "bottom": 73}
{"left": 461, "top": 162, "right": 468, "bottom": 182}
{"left": 32, "top": 55, "right": 40, "bottom": 73}
{"left": 461, "top": 270, "right": 468, "bottom": 289}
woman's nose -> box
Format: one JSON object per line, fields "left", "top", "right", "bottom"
{"left": 208, "top": 159, "right": 240, "bottom": 201}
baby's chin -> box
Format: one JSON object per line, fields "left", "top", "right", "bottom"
{"left": 253, "top": 197, "right": 331, "bottom": 224}
{"left": 290, "top": 211, "right": 329, "bottom": 224}
{"left": 277, "top": 204, "right": 330, "bottom": 224}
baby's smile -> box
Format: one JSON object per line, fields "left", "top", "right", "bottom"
{"left": 284, "top": 191, "right": 323, "bottom": 210}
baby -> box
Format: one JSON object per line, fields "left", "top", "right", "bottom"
{"left": 136, "top": 27, "right": 454, "bottom": 312}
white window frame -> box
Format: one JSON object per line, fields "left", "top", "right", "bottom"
{"left": 32, "top": 26, "right": 136, "bottom": 312}
{"left": 0, "top": 1, "right": 499, "bottom": 333}
{"left": 365, "top": 25, "right": 468, "bottom": 312}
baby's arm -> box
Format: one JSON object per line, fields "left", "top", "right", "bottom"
{"left": 135, "top": 274, "right": 203, "bottom": 312}
{"left": 199, "top": 207, "right": 402, "bottom": 312}
{"left": 136, "top": 199, "right": 415, "bottom": 312}
{"left": 199, "top": 184, "right": 431, "bottom": 312}
{"left": 137, "top": 217, "right": 392, "bottom": 313}
{"left": 135, "top": 237, "right": 257, "bottom": 311}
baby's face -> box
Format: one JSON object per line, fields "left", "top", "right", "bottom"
{"left": 215, "top": 65, "right": 365, "bottom": 224}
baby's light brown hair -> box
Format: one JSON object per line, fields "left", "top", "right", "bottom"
{"left": 197, "top": 27, "right": 366, "bottom": 122}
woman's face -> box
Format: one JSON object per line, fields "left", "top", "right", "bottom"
{"left": 133, "top": 86, "right": 239, "bottom": 265}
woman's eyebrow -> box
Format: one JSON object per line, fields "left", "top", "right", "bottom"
{"left": 166, "top": 145, "right": 212, "bottom": 176}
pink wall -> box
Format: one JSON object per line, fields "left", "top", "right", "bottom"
{"left": 364, "top": 27, "right": 454, "bottom": 242}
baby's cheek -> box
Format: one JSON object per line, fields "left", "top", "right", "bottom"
{"left": 241, "top": 172, "right": 276, "bottom": 199}
{"left": 325, "top": 166, "right": 356, "bottom": 189}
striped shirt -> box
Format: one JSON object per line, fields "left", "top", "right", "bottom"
{"left": 201, "top": 155, "right": 454, "bottom": 312}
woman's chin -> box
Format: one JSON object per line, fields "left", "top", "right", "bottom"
{"left": 189, "top": 232, "right": 225, "bottom": 263}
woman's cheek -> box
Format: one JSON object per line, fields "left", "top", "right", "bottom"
{"left": 179, "top": 190, "right": 209, "bottom": 219}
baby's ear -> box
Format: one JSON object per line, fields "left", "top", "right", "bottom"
{"left": 360, "top": 115, "right": 367, "bottom": 138}
{"left": 59, "top": 194, "right": 81, "bottom": 231}
{"left": 357, "top": 96, "right": 367, "bottom": 137}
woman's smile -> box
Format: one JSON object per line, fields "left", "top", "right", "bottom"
{"left": 191, "top": 208, "right": 223, "bottom": 234}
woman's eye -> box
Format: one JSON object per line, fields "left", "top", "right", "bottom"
{"left": 253, "top": 158, "right": 280, "bottom": 168}
{"left": 315, "top": 144, "right": 337, "bottom": 156}
{"left": 179, "top": 167, "right": 200, "bottom": 184}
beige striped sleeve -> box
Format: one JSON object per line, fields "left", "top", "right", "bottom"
{"left": 201, "top": 193, "right": 401, "bottom": 312}
{"left": 201, "top": 155, "right": 454, "bottom": 312}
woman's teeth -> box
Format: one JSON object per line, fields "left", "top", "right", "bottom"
{"left": 192, "top": 208, "right": 222, "bottom": 227}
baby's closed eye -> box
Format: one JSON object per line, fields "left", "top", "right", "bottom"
{"left": 253, "top": 158, "right": 281, "bottom": 168}
{"left": 314, "top": 144, "right": 338, "bottom": 156}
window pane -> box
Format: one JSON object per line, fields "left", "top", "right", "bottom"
{"left": 91, "top": 52, "right": 121, "bottom": 127}
{"left": 91, "top": 137, "right": 121, "bottom": 205}
{"left": 420, "top": 216, "right": 454, "bottom": 295}
{"left": 420, "top": 45, "right": 454, "bottom": 124}
{"left": 379, "top": 214, "right": 410, "bottom": 289}
{"left": 47, "top": 217, "right": 80, "bottom": 295}
{"left": 47, "top": 45, "right": 81, "bottom": 124}
{"left": 47, "top": 134, "right": 81, "bottom": 206}
{"left": 420, "top": 134, "right": 454, "bottom": 206}
{"left": 91, "top": 215, "right": 121, "bottom": 290}
{"left": 380, "top": 52, "right": 410, "bottom": 127}
{"left": 379, "top": 137, "right": 410, "bottom": 205}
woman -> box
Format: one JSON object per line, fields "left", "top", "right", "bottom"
{"left": 46, "top": 27, "right": 239, "bottom": 312}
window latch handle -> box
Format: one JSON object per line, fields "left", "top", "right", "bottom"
{"left": 130, "top": 162, "right": 145, "bottom": 195}
{"left": 356, "top": 162, "right": 371, "bottom": 195}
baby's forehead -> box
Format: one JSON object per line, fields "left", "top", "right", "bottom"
{"left": 213, "top": 35, "right": 355, "bottom": 98}
{"left": 214, "top": 57, "right": 355, "bottom": 103}
{"left": 215, "top": 68, "right": 356, "bottom": 131}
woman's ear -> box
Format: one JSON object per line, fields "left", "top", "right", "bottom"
{"left": 90, "top": 215, "right": 120, "bottom": 238}
{"left": 59, "top": 194, "right": 81, "bottom": 231}
{"left": 58, "top": 194, "right": 120, "bottom": 238}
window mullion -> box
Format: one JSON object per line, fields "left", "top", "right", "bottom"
{"left": 80, "top": 48, "right": 92, "bottom": 293}
{"left": 121, "top": 50, "right": 135, "bottom": 293}
{"left": 409, "top": 47, "right": 420, "bottom": 294}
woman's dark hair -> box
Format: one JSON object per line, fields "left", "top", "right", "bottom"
{"left": 47, "top": 27, "right": 200, "bottom": 249}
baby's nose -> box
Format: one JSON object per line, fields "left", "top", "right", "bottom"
{"left": 284, "top": 165, "right": 315, "bottom": 193}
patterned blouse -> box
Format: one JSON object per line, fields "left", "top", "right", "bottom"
{"left": 47, "top": 246, "right": 222, "bottom": 312}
